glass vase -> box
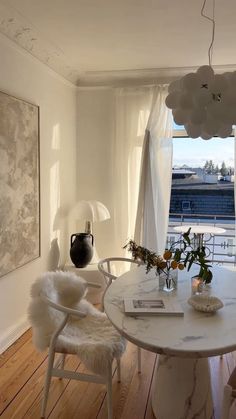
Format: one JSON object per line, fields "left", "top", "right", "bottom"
{"left": 159, "top": 269, "right": 178, "bottom": 293}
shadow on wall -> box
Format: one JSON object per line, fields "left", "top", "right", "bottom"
{"left": 47, "top": 238, "right": 60, "bottom": 270}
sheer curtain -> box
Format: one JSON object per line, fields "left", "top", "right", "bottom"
{"left": 112, "top": 84, "right": 172, "bottom": 257}
{"left": 134, "top": 85, "right": 173, "bottom": 254}
{"left": 112, "top": 86, "right": 153, "bottom": 255}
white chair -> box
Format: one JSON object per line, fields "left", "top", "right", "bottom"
{"left": 98, "top": 257, "right": 142, "bottom": 373}
{"left": 28, "top": 271, "right": 126, "bottom": 419}
{"left": 221, "top": 366, "right": 236, "bottom": 419}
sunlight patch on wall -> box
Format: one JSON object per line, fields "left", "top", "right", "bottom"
{"left": 52, "top": 123, "right": 61, "bottom": 150}
{"left": 50, "top": 161, "right": 60, "bottom": 243}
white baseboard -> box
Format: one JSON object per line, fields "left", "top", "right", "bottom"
{"left": 0, "top": 316, "right": 30, "bottom": 354}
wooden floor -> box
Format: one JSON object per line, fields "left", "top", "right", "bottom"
{"left": 0, "top": 329, "right": 236, "bottom": 419}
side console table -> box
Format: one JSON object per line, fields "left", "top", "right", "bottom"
{"left": 64, "top": 263, "right": 106, "bottom": 304}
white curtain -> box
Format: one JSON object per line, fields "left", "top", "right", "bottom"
{"left": 112, "top": 86, "right": 153, "bottom": 255}
{"left": 112, "top": 84, "right": 173, "bottom": 257}
{"left": 134, "top": 85, "right": 173, "bottom": 254}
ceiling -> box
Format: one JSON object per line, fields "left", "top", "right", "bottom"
{"left": 0, "top": 0, "right": 235, "bottom": 85}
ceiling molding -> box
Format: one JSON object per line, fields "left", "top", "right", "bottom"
{"left": 77, "top": 64, "right": 236, "bottom": 87}
{"left": 0, "top": 1, "right": 80, "bottom": 84}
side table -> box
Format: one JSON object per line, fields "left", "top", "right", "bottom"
{"left": 174, "top": 225, "right": 226, "bottom": 250}
{"left": 64, "top": 263, "right": 106, "bottom": 304}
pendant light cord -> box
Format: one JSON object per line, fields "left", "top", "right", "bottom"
{"left": 201, "top": 0, "right": 215, "bottom": 66}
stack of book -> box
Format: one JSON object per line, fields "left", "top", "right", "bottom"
{"left": 124, "top": 297, "right": 184, "bottom": 316}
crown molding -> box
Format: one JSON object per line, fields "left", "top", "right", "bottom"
{"left": 0, "top": 1, "right": 80, "bottom": 85}
{"left": 77, "top": 64, "right": 236, "bottom": 87}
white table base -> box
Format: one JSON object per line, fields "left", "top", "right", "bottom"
{"left": 152, "top": 355, "right": 213, "bottom": 419}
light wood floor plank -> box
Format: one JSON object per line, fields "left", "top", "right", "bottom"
{"left": 1, "top": 330, "right": 236, "bottom": 419}
{"left": 1, "top": 358, "right": 45, "bottom": 419}
{"left": 26, "top": 354, "right": 80, "bottom": 418}
{"left": 120, "top": 349, "right": 156, "bottom": 419}
{"left": 4, "top": 355, "right": 79, "bottom": 419}
{"left": 49, "top": 363, "right": 106, "bottom": 419}
{"left": 97, "top": 343, "right": 139, "bottom": 419}
{"left": 50, "top": 344, "right": 136, "bottom": 419}
{"left": 0, "top": 338, "right": 46, "bottom": 414}
{"left": 0, "top": 329, "right": 32, "bottom": 369}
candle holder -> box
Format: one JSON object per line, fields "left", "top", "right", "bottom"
{"left": 191, "top": 275, "right": 204, "bottom": 295}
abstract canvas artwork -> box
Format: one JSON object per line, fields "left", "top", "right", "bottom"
{"left": 0, "top": 91, "right": 40, "bottom": 277}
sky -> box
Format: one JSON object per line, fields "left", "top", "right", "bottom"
{"left": 173, "top": 137, "right": 235, "bottom": 168}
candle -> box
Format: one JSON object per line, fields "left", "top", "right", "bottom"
{"left": 191, "top": 277, "right": 203, "bottom": 295}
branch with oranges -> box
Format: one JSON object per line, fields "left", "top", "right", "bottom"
{"left": 124, "top": 228, "right": 212, "bottom": 284}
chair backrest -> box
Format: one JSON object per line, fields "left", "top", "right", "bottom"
{"left": 98, "top": 257, "right": 141, "bottom": 287}
{"left": 28, "top": 271, "right": 88, "bottom": 351}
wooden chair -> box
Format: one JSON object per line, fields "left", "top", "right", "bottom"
{"left": 221, "top": 366, "right": 236, "bottom": 419}
{"left": 28, "top": 271, "right": 126, "bottom": 419}
{"left": 98, "top": 257, "right": 142, "bottom": 373}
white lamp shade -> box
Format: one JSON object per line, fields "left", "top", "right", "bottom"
{"left": 74, "top": 200, "right": 110, "bottom": 222}
{"left": 165, "top": 65, "right": 235, "bottom": 139}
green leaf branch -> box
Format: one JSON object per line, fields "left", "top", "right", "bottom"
{"left": 124, "top": 228, "right": 212, "bottom": 283}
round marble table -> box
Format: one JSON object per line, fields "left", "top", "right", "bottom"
{"left": 104, "top": 265, "right": 236, "bottom": 419}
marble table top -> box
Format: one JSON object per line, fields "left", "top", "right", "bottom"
{"left": 173, "top": 225, "right": 226, "bottom": 235}
{"left": 104, "top": 265, "right": 236, "bottom": 358}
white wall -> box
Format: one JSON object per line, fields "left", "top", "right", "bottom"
{"left": 76, "top": 88, "right": 118, "bottom": 258}
{"left": 0, "top": 34, "right": 77, "bottom": 352}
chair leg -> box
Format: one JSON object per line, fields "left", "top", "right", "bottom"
{"left": 41, "top": 347, "right": 55, "bottom": 418}
{"left": 106, "top": 362, "right": 113, "bottom": 419}
{"left": 59, "top": 354, "right": 66, "bottom": 380}
{"left": 116, "top": 358, "right": 121, "bottom": 383}
{"left": 221, "top": 384, "right": 233, "bottom": 419}
{"left": 101, "top": 284, "right": 110, "bottom": 312}
{"left": 61, "top": 353, "right": 66, "bottom": 369}
{"left": 137, "top": 347, "right": 141, "bottom": 374}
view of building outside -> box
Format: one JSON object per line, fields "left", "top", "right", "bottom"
{"left": 168, "top": 129, "right": 235, "bottom": 265}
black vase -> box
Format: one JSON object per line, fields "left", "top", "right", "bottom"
{"left": 70, "top": 233, "right": 94, "bottom": 268}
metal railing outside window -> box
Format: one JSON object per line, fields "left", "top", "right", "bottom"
{"left": 167, "top": 213, "right": 236, "bottom": 266}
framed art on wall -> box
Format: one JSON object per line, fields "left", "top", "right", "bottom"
{"left": 0, "top": 90, "right": 40, "bottom": 277}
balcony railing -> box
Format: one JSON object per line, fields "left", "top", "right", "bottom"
{"left": 168, "top": 213, "right": 236, "bottom": 266}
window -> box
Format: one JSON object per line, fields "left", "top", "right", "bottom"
{"left": 182, "top": 201, "right": 191, "bottom": 211}
{"left": 168, "top": 124, "right": 235, "bottom": 265}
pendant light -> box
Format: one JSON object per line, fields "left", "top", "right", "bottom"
{"left": 165, "top": 0, "right": 236, "bottom": 139}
